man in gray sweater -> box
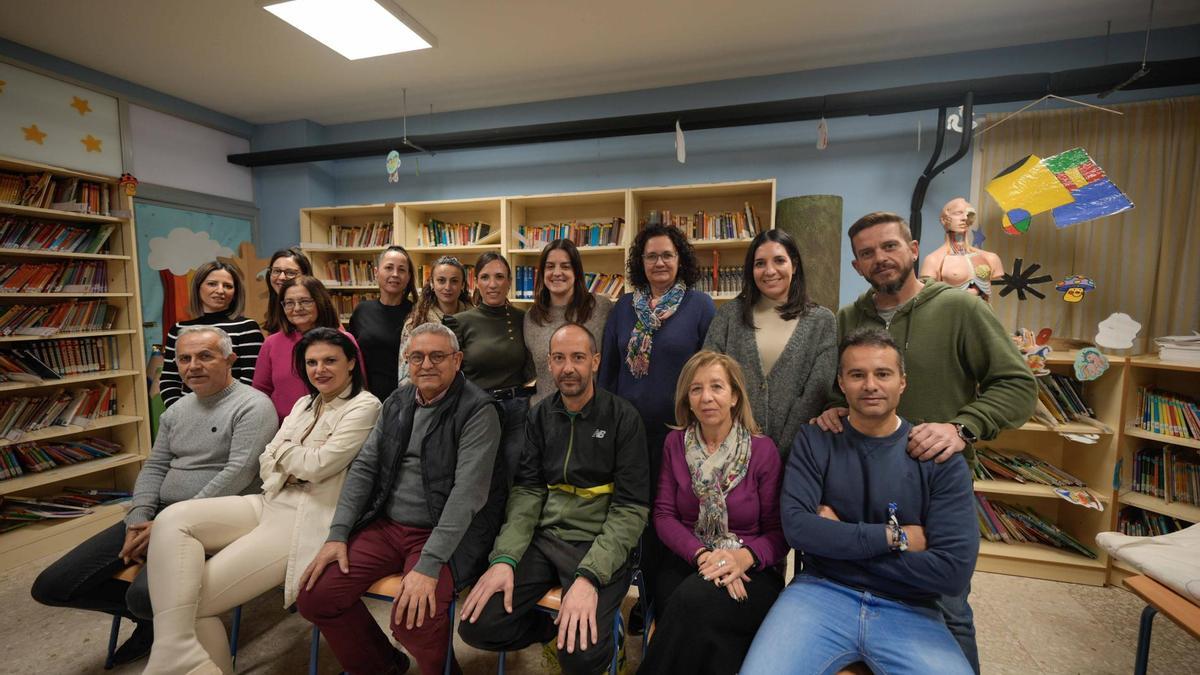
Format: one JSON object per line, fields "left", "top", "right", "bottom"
{"left": 298, "top": 322, "right": 505, "bottom": 675}
{"left": 31, "top": 326, "right": 277, "bottom": 666}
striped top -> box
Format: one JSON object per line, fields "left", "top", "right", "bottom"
{"left": 160, "top": 313, "right": 265, "bottom": 408}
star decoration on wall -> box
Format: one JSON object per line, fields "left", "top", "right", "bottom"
{"left": 70, "top": 96, "right": 92, "bottom": 116}
{"left": 998, "top": 257, "right": 1053, "bottom": 301}
{"left": 0, "top": 80, "right": 7, "bottom": 94}
{"left": 22, "top": 124, "right": 47, "bottom": 145}
{"left": 81, "top": 134, "right": 103, "bottom": 153}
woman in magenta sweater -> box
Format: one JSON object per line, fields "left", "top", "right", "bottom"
{"left": 639, "top": 350, "right": 787, "bottom": 675}
{"left": 253, "top": 275, "right": 365, "bottom": 421}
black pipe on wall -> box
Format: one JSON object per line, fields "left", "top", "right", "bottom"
{"left": 228, "top": 57, "right": 1200, "bottom": 168}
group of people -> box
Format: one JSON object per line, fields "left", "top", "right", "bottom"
{"left": 30, "top": 204, "right": 1037, "bottom": 675}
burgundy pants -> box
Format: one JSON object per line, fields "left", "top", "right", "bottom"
{"left": 297, "top": 519, "right": 457, "bottom": 675}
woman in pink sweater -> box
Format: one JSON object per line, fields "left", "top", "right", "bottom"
{"left": 253, "top": 276, "right": 365, "bottom": 421}
{"left": 639, "top": 350, "right": 787, "bottom": 675}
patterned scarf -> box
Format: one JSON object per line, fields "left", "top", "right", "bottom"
{"left": 624, "top": 282, "right": 686, "bottom": 378}
{"left": 685, "top": 421, "right": 752, "bottom": 551}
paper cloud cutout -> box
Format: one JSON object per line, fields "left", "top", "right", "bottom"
{"left": 1095, "top": 312, "right": 1142, "bottom": 350}
{"left": 148, "top": 227, "right": 235, "bottom": 275}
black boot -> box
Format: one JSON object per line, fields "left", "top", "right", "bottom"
{"left": 112, "top": 621, "right": 153, "bottom": 665}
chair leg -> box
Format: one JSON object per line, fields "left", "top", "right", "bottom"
{"left": 444, "top": 596, "right": 457, "bottom": 675}
{"left": 1134, "top": 605, "right": 1157, "bottom": 675}
{"left": 497, "top": 650, "right": 506, "bottom": 675}
{"left": 104, "top": 614, "right": 122, "bottom": 670}
{"left": 229, "top": 605, "right": 243, "bottom": 667}
{"left": 609, "top": 609, "right": 624, "bottom": 674}
{"left": 309, "top": 625, "right": 321, "bottom": 675}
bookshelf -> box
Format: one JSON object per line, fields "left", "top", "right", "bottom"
{"left": 299, "top": 203, "right": 396, "bottom": 323}
{"left": 973, "top": 351, "right": 1122, "bottom": 586}
{"left": 294, "top": 181, "right": 779, "bottom": 312}
{"left": 0, "top": 155, "right": 150, "bottom": 572}
{"left": 1107, "top": 354, "right": 1200, "bottom": 585}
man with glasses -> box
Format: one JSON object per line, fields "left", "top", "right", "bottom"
{"left": 298, "top": 322, "right": 506, "bottom": 675}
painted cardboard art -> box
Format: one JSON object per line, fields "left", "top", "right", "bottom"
{"left": 985, "top": 148, "right": 1133, "bottom": 235}
{"left": 1056, "top": 275, "right": 1096, "bottom": 303}
{"left": 1095, "top": 312, "right": 1142, "bottom": 351}
{"left": 1074, "top": 347, "right": 1109, "bottom": 382}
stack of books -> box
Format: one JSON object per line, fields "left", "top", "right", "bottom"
{"left": 327, "top": 222, "right": 391, "bottom": 248}
{"left": 0, "top": 487, "right": 130, "bottom": 533}
{"left": 516, "top": 219, "right": 623, "bottom": 249}
{"left": 514, "top": 266, "right": 537, "bottom": 300}
{"left": 0, "top": 300, "right": 119, "bottom": 336}
{"left": 0, "top": 261, "right": 108, "bottom": 293}
{"left": 1154, "top": 333, "right": 1200, "bottom": 365}
{"left": 582, "top": 272, "right": 624, "bottom": 300}
{"left": 1134, "top": 387, "right": 1200, "bottom": 441}
{"left": 973, "top": 447, "right": 1089, "bottom": 488}
{"left": 416, "top": 219, "right": 493, "bottom": 247}
{"left": 644, "top": 204, "right": 760, "bottom": 240}
{"left": 975, "top": 494, "right": 1097, "bottom": 558}
{"left": 0, "top": 336, "right": 120, "bottom": 381}
{"left": 696, "top": 266, "right": 744, "bottom": 296}
{"left": 0, "top": 437, "right": 123, "bottom": 481}
{"left": 323, "top": 259, "right": 377, "bottom": 286}
{"left": 331, "top": 292, "right": 379, "bottom": 320}
{"left": 1031, "top": 373, "right": 1107, "bottom": 430}
{"left": 1131, "top": 445, "right": 1199, "bottom": 506}
{"left": 1116, "top": 506, "right": 1189, "bottom": 537}
{"left": 0, "top": 216, "right": 116, "bottom": 254}
{"left": 0, "top": 172, "right": 111, "bottom": 216}
{"left": 0, "top": 384, "right": 117, "bottom": 441}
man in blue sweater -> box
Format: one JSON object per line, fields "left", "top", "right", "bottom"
{"left": 741, "top": 328, "right": 978, "bottom": 675}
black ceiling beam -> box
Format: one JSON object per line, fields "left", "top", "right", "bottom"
{"left": 228, "top": 57, "right": 1200, "bottom": 168}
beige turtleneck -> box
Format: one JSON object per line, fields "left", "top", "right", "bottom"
{"left": 753, "top": 297, "right": 799, "bottom": 375}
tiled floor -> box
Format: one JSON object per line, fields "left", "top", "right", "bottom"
{"left": 1, "top": 548, "right": 1195, "bottom": 674}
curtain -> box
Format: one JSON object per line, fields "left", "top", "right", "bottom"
{"left": 971, "top": 96, "right": 1200, "bottom": 354}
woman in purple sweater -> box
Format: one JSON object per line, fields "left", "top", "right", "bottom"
{"left": 639, "top": 350, "right": 787, "bottom": 675}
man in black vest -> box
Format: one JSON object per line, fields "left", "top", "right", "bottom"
{"left": 458, "top": 323, "right": 649, "bottom": 675}
{"left": 298, "top": 322, "right": 504, "bottom": 675}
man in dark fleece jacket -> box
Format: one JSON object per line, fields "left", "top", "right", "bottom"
{"left": 459, "top": 323, "right": 648, "bottom": 675}
{"left": 743, "top": 328, "right": 977, "bottom": 675}
{"left": 816, "top": 211, "right": 1036, "bottom": 673}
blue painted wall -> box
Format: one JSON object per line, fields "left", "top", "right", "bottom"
{"left": 250, "top": 24, "right": 1200, "bottom": 306}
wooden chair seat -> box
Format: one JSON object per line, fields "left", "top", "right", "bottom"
{"left": 364, "top": 574, "right": 405, "bottom": 599}
{"left": 535, "top": 587, "right": 563, "bottom": 611}
{"left": 112, "top": 564, "right": 143, "bottom": 583}
{"left": 1125, "top": 575, "right": 1200, "bottom": 640}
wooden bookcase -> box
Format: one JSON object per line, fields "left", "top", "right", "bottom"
{"left": 296, "top": 180, "right": 778, "bottom": 314}
{"left": 0, "top": 156, "right": 151, "bottom": 572}
{"left": 1107, "top": 355, "right": 1200, "bottom": 586}
{"left": 973, "top": 351, "right": 1122, "bottom": 586}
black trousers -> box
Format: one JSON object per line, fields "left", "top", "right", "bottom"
{"left": 638, "top": 428, "right": 670, "bottom": 598}
{"left": 638, "top": 552, "right": 784, "bottom": 675}
{"left": 459, "top": 532, "right": 631, "bottom": 675}
{"left": 30, "top": 521, "right": 152, "bottom": 621}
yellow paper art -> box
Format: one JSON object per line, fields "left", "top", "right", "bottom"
{"left": 81, "top": 134, "right": 102, "bottom": 153}
{"left": 22, "top": 124, "right": 47, "bottom": 145}
{"left": 70, "top": 96, "right": 92, "bottom": 116}
{"left": 984, "top": 155, "right": 1072, "bottom": 235}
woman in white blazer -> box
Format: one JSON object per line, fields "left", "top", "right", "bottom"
{"left": 144, "top": 328, "right": 382, "bottom": 675}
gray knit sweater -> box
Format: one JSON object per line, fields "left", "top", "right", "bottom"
{"left": 703, "top": 298, "right": 837, "bottom": 454}
{"left": 126, "top": 380, "right": 279, "bottom": 525}
{"left": 523, "top": 294, "right": 613, "bottom": 405}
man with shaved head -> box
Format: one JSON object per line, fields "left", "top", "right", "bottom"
{"left": 459, "top": 322, "right": 649, "bottom": 675}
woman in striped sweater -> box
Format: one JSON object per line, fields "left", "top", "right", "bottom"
{"left": 159, "top": 261, "right": 264, "bottom": 408}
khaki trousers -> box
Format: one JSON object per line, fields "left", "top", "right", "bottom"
{"left": 143, "top": 490, "right": 300, "bottom": 675}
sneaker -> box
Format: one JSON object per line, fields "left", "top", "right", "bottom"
{"left": 387, "top": 646, "right": 411, "bottom": 675}
{"left": 626, "top": 602, "right": 644, "bottom": 636}
{"left": 111, "top": 621, "right": 153, "bottom": 665}
{"left": 540, "top": 640, "right": 563, "bottom": 675}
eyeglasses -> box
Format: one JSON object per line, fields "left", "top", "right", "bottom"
{"left": 269, "top": 268, "right": 301, "bottom": 279}
{"left": 282, "top": 298, "right": 315, "bottom": 310}
{"left": 405, "top": 351, "right": 453, "bottom": 366}
{"left": 643, "top": 252, "right": 677, "bottom": 264}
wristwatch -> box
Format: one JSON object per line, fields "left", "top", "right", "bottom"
{"left": 953, "top": 423, "right": 977, "bottom": 444}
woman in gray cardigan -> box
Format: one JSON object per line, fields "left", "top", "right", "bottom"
{"left": 703, "top": 229, "right": 836, "bottom": 454}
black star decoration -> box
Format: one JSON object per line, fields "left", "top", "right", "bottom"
{"left": 999, "top": 258, "right": 1053, "bottom": 301}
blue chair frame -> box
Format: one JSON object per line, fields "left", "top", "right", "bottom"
{"left": 104, "top": 606, "right": 242, "bottom": 670}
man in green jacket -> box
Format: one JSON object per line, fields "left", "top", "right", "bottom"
{"left": 814, "top": 211, "right": 1037, "bottom": 674}
{"left": 459, "top": 322, "right": 649, "bottom": 675}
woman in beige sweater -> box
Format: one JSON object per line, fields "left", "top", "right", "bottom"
{"left": 144, "top": 328, "right": 381, "bottom": 675}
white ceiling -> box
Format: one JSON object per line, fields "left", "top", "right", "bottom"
{"left": 1, "top": 1, "right": 1196, "bottom": 126}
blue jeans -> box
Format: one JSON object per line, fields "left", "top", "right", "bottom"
{"left": 937, "top": 581, "right": 980, "bottom": 674}
{"left": 741, "top": 575, "right": 973, "bottom": 675}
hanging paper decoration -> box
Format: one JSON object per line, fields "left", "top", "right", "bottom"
{"left": 675, "top": 120, "right": 686, "bottom": 164}
{"left": 1095, "top": 312, "right": 1141, "bottom": 350}
{"left": 118, "top": 173, "right": 138, "bottom": 196}
{"left": 386, "top": 150, "right": 401, "bottom": 183}
{"left": 816, "top": 118, "right": 829, "bottom": 150}
{"left": 1055, "top": 275, "right": 1096, "bottom": 303}
{"left": 1054, "top": 488, "right": 1104, "bottom": 511}
{"left": 1073, "top": 347, "right": 1109, "bottom": 382}
{"left": 998, "top": 258, "right": 1052, "bottom": 300}
{"left": 1012, "top": 327, "right": 1051, "bottom": 375}
{"left": 984, "top": 147, "right": 1133, "bottom": 235}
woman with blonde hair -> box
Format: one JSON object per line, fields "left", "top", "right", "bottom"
{"left": 639, "top": 350, "right": 787, "bottom": 675}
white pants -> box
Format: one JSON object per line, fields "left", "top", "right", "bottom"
{"left": 143, "top": 490, "right": 300, "bottom": 675}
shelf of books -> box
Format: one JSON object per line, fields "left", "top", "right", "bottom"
{"left": 1108, "top": 354, "right": 1200, "bottom": 585}
{"left": 0, "top": 156, "right": 150, "bottom": 572}
{"left": 299, "top": 203, "right": 396, "bottom": 323}
{"left": 973, "top": 351, "right": 1122, "bottom": 586}
{"left": 399, "top": 197, "right": 505, "bottom": 304}
{"left": 631, "top": 180, "right": 774, "bottom": 305}
{"left": 507, "top": 190, "right": 629, "bottom": 304}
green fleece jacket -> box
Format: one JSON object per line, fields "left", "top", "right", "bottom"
{"left": 830, "top": 281, "right": 1036, "bottom": 455}
{"left": 489, "top": 387, "right": 649, "bottom": 586}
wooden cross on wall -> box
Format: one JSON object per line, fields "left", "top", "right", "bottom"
{"left": 219, "top": 241, "right": 271, "bottom": 327}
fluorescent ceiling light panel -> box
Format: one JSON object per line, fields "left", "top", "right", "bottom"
{"left": 262, "top": 0, "right": 435, "bottom": 60}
